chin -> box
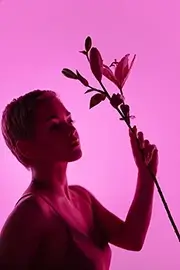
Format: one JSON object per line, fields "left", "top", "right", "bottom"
{"left": 68, "top": 147, "right": 82, "bottom": 162}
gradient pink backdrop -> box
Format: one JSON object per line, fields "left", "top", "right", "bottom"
{"left": 0, "top": 0, "right": 179, "bottom": 269}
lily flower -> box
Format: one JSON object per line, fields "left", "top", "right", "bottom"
{"left": 103, "top": 54, "right": 136, "bottom": 90}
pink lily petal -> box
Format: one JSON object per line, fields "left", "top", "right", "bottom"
{"left": 121, "top": 54, "right": 136, "bottom": 88}
{"left": 102, "top": 64, "right": 119, "bottom": 86}
{"left": 114, "top": 54, "right": 130, "bottom": 86}
{"left": 129, "top": 54, "right": 136, "bottom": 70}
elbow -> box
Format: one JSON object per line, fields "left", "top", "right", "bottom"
{"left": 113, "top": 237, "right": 144, "bottom": 251}
{"left": 122, "top": 234, "right": 145, "bottom": 252}
{"left": 109, "top": 224, "right": 145, "bottom": 251}
{"left": 124, "top": 240, "right": 144, "bottom": 252}
{"left": 123, "top": 225, "right": 145, "bottom": 251}
{"left": 131, "top": 243, "right": 143, "bottom": 252}
{"left": 119, "top": 240, "right": 143, "bottom": 252}
{"left": 129, "top": 236, "right": 145, "bottom": 251}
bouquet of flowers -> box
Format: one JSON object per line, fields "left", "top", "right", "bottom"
{"left": 62, "top": 36, "right": 180, "bottom": 242}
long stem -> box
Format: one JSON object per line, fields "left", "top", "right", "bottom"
{"left": 99, "top": 81, "right": 111, "bottom": 100}
{"left": 99, "top": 81, "right": 180, "bottom": 242}
{"left": 84, "top": 51, "right": 179, "bottom": 240}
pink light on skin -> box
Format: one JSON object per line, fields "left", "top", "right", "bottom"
{"left": 0, "top": 1, "right": 180, "bottom": 270}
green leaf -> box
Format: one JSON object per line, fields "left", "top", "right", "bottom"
{"left": 85, "top": 89, "right": 94, "bottom": 94}
{"left": 89, "top": 93, "right": 106, "bottom": 109}
{"left": 62, "top": 69, "right": 78, "bottom": 79}
{"left": 79, "top": 50, "right": 87, "bottom": 55}
{"left": 85, "top": 89, "right": 105, "bottom": 94}
{"left": 85, "top": 36, "right": 92, "bottom": 52}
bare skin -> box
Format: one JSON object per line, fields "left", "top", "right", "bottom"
{"left": 0, "top": 94, "right": 158, "bottom": 269}
{"left": 24, "top": 183, "right": 94, "bottom": 238}
{"left": 25, "top": 185, "right": 98, "bottom": 267}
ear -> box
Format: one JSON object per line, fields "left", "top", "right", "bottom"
{"left": 16, "top": 140, "right": 35, "bottom": 159}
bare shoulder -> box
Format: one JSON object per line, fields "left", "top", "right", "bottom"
{"left": 0, "top": 195, "right": 48, "bottom": 250}
{"left": 0, "top": 195, "right": 49, "bottom": 266}
{"left": 1, "top": 195, "right": 46, "bottom": 234}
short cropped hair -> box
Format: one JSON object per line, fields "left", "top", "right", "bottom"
{"left": 1, "top": 89, "right": 56, "bottom": 169}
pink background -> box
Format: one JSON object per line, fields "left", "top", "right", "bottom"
{"left": 0, "top": 0, "right": 180, "bottom": 269}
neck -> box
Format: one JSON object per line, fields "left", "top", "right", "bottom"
{"left": 30, "top": 162, "right": 71, "bottom": 199}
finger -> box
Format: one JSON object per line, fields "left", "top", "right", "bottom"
{"left": 151, "top": 145, "right": 158, "bottom": 159}
{"left": 137, "top": 131, "right": 144, "bottom": 148}
{"left": 151, "top": 144, "right": 157, "bottom": 152}
{"left": 142, "top": 142, "right": 153, "bottom": 157}
{"left": 143, "top": 140, "right": 150, "bottom": 159}
{"left": 146, "top": 145, "right": 157, "bottom": 162}
{"left": 129, "top": 125, "right": 137, "bottom": 137}
{"left": 149, "top": 148, "right": 158, "bottom": 170}
{"left": 144, "top": 139, "right": 150, "bottom": 148}
{"left": 153, "top": 148, "right": 158, "bottom": 163}
{"left": 145, "top": 144, "right": 155, "bottom": 156}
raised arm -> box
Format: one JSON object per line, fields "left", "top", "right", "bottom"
{"left": 76, "top": 126, "right": 158, "bottom": 251}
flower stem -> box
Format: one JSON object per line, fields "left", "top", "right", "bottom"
{"left": 88, "top": 85, "right": 105, "bottom": 95}
{"left": 86, "top": 54, "right": 90, "bottom": 62}
{"left": 99, "top": 81, "right": 111, "bottom": 100}
{"left": 99, "top": 81, "right": 180, "bottom": 242}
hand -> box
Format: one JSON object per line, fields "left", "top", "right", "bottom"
{"left": 129, "top": 126, "right": 159, "bottom": 176}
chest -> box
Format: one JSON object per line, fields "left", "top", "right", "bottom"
{"left": 39, "top": 205, "right": 111, "bottom": 270}
{"left": 42, "top": 189, "right": 94, "bottom": 237}
{"left": 37, "top": 191, "right": 111, "bottom": 268}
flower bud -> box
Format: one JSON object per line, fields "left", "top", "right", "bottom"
{"left": 85, "top": 36, "right": 92, "bottom": 52}
{"left": 89, "top": 47, "right": 103, "bottom": 82}
{"left": 110, "top": 93, "right": 124, "bottom": 108}
{"left": 62, "top": 68, "right": 78, "bottom": 79}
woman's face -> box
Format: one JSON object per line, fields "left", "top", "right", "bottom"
{"left": 28, "top": 96, "right": 82, "bottom": 165}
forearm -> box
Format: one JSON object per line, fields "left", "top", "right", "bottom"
{"left": 125, "top": 167, "right": 155, "bottom": 249}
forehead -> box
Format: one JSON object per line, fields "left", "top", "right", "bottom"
{"left": 35, "top": 96, "right": 69, "bottom": 122}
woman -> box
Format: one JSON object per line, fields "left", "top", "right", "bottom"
{"left": 0, "top": 89, "right": 158, "bottom": 269}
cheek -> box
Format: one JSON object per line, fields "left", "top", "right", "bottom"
{"left": 35, "top": 128, "right": 70, "bottom": 154}
{"left": 44, "top": 134, "right": 70, "bottom": 153}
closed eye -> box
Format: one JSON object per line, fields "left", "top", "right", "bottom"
{"left": 50, "top": 122, "right": 61, "bottom": 130}
{"left": 49, "top": 119, "right": 75, "bottom": 130}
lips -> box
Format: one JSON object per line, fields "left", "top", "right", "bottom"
{"left": 71, "top": 137, "right": 79, "bottom": 147}
{"left": 69, "top": 129, "right": 80, "bottom": 147}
